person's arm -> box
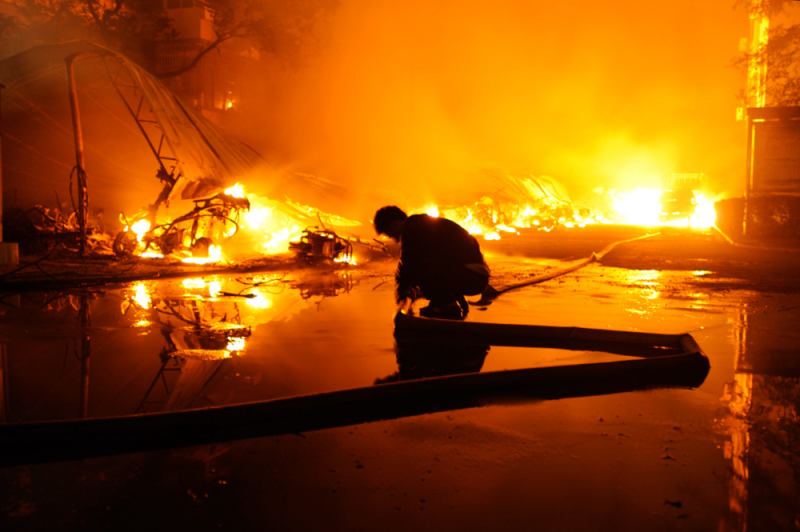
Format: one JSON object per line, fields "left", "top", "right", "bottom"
{"left": 395, "top": 262, "right": 411, "bottom": 304}
{"left": 395, "top": 217, "right": 426, "bottom": 303}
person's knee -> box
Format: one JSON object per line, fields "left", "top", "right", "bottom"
{"left": 461, "top": 274, "right": 489, "bottom": 296}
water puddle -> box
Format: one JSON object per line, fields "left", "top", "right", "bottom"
{"left": 1, "top": 258, "right": 798, "bottom": 529}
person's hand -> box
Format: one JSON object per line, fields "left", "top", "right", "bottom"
{"left": 405, "top": 286, "right": 421, "bottom": 301}
{"left": 396, "top": 297, "right": 412, "bottom": 314}
{"left": 396, "top": 288, "right": 418, "bottom": 304}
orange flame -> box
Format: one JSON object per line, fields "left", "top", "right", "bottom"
{"left": 118, "top": 182, "right": 359, "bottom": 261}
{"left": 419, "top": 187, "right": 717, "bottom": 241}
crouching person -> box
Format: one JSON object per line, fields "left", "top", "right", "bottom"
{"left": 373, "top": 205, "right": 490, "bottom": 319}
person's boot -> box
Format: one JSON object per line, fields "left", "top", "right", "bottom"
{"left": 420, "top": 297, "right": 464, "bottom": 320}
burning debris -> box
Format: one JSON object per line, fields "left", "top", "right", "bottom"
{"left": 8, "top": 204, "right": 116, "bottom": 256}
{"left": 416, "top": 173, "right": 719, "bottom": 242}
{"left": 289, "top": 227, "right": 354, "bottom": 265}
{"left": 106, "top": 178, "right": 379, "bottom": 267}
{"left": 416, "top": 173, "right": 603, "bottom": 241}
{"left": 1, "top": 42, "right": 368, "bottom": 268}
{"left": 114, "top": 189, "right": 251, "bottom": 262}
{"left": 287, "top": 223, "right": 392, "bottom": 266}
{"left": 423, "top": 197, "right": 602, "bottom": 241}
{"left": 0, "top": 42, "right": 724, "bottom": 277}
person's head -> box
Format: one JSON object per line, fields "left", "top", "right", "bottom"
{"left": 374, "top": 206, "right": 408, "bottom": 242}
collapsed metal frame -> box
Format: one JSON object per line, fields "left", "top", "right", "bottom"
{"left": 65, "top": 51, "right": 185, "bottom": 256}
{"left": 113, "top": 190, "right": 249, "bottom": 258}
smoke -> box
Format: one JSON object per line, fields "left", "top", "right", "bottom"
{"left": 229, "top": 0, "right": 749, "bottom": 222}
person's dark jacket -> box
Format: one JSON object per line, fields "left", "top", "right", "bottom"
{"left": 396, "top": 214, "right": 487, "bottom": 302}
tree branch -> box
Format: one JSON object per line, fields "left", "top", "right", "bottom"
{"left": 84, "top": 0, "right": 103, "bottom": 25}
{"left": 155, "top": 33, "right": 235, "bottom": 79}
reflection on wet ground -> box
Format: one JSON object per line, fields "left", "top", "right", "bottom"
{"left": 0, "top": 268, "right": 388, "bottom": 422}
{"left": 0, "top": 263, "right": 712, "bottom": 423}
{"left": 1, "top": 256, "right": 799, "bottom": 530}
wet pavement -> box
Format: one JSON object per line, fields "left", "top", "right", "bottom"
{"left": 1, "top": 237, "right": 800, "bottom": 531}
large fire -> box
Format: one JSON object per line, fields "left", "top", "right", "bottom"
{"left": 424, "top": 198, "right": 602, "bottom": 241}
{"left": 115, "top": 174, "right": 719, "bottom": 262}
{"left": 418, "top": 179, "right": 719, "bottom": 241}
{"left": 116, "top": 182, "right": 361, "bottom": 263}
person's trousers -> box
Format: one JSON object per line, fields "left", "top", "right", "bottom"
{"left": 417, "top": 265, "right": 489, "bottom": 304}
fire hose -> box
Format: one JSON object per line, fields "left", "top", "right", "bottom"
{"left": 712, "top": 224, "right": 800, "bottom": 254}
{"left": 477, "top": 232, "right": 661, "bottom": 303}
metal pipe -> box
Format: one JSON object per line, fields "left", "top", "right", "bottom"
{"left": 744, "top": 116, "right": 754, "bottom": 237}
{"left": 79, "top": 294, "right": 91, "bottom": 419}
{"left": 66, "top": 54, "right": 88, "bottom": 256}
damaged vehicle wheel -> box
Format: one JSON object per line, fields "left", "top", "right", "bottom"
{"left": 191, "top": 237, "right": 213, "bottom": 258}
{"left": 113, "top": 230, "right": 138, "bottom": 257}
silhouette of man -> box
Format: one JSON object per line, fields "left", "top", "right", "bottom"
{"left": 373, "top": 205, "right": 490, "bottom": 319}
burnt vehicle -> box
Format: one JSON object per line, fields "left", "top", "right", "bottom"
{"left": 113, "top": 191, "right": 250, "bottom": 259}
{"left": 658, "top": 188, "right": 696, "bottom": 222}
{"left": 289, "top": 227, "right": 354, "bottom": 264}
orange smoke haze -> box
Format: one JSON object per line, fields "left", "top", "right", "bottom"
{"left": 232, "top": 0, "right": 749, "bottom": 223}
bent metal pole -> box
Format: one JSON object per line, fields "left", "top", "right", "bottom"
{"left": 65, "top": 53, "right": 90, "bottom": 257}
